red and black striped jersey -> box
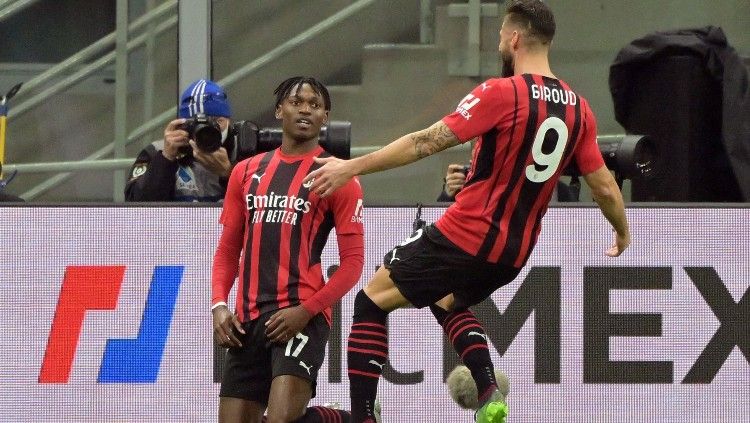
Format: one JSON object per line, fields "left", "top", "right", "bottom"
{"left": 212, "top": 146, "right": 364, "bottom": 323}
{"left": 436, "top": 74, "right": 605, "bottom": 267}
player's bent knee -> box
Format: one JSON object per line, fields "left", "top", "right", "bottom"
{"left": 266, "top": 375, "right": 311, "bottom": 422}
{"left": 265, "top": 397, "right": 306, "bottom": 423}
{"left": 434, "top": 294, "right": 456, "bottom": 311}
{"left": 363, "top": 266, "right": 396, "bottom": 293}
{"left": 361, "top": 271, "right": 412, "bottom": 312}
{"left": 353, "top": 289, "right": 390, "bottom": 320}
{"left": 354, "top": 289, "right": 383, "bottom": 314}
{"left": 219, "top": 397, "right": 264, "bottom": 423}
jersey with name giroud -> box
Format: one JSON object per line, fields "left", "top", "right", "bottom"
{"left": 436, "top": 74, "right": 605, "bottom": 267}
{"left": 218, "top": 146, "right": 364, "bottom": 322}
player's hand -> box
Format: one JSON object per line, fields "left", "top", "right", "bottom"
{"left": 190, "top": 140, "right": 232, "bottom": 177}
{"left": 303, "top": 156, "right": 355, "bottom": 197}
{"left": 212, "top": 305, "right": 245, "bottom": 348}
{"left": 605, "top": 231, "right": 630, "bottom": 257}
{"left": 444, "top": 164, "right": 468, "bottom": 197}
{"left": 163, "top": 118, "right": 189, "bottom": 161}
{"left": 264, "top": 305, "right": 312, "bottom": 344}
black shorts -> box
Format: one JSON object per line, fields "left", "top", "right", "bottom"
{"left": 219, "top": 310, "right": 330, "bottom": 404}
{"left": 384, "top": 225, "right": 521, "bottom": 309}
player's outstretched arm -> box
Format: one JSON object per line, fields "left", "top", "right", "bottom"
{"left": 304, "top": 120, "right": 461, "bottom": 197}
{"left": 583, "top": 165, "right": 630, "bottom": 257}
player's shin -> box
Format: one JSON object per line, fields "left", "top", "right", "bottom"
{"left": 347, "top": 290, "right": 389, "bottom": 422}
{"left": 430, "top": 305, "right": 498, "bottom": 403}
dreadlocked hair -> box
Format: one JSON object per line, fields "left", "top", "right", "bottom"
{"left": 273, "top": 76, "right": 331, "bottom": 111}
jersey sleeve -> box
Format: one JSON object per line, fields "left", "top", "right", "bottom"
{"left": 300, "top": 232, "right": 364, "bottom": 316}
{"left": 218, "top": 159, "right": 249, "bottom": 227}
{"left": 442, "top": 79, "right": 506, "bottom": 143}
{"left": 211, "top": 160, "right": 248, "bottom": 306}
{"left": 300, "top": 176, "right": 365, "bottom": 316}
{"left": 573, "top": 101, "right": 606, "bottom": 175}
{"left": 327, "top": 176, "right": 365, "bottom": 236}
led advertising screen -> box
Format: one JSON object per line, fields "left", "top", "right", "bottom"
{"left": 0, "top": 206, "right": 747, "bottom": 422}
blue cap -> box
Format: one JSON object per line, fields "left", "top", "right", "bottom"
{"left": 178, "top": 79, "right": 231, "bottom": 119}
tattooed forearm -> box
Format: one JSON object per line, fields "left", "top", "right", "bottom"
{"left": 411, "top": 122, "right": 461, "bottom": 158}
{"left": 355, "top": 120, "right": 461, "bottom": 175}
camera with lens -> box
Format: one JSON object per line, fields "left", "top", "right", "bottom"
{"left": 180, "top": 113, "right": 223, "bottom": 153}
{"left": 232, "top": 120, "right": 352, "bottom": 161}
{"left": 563, "top": 134, "right": 658, "bottom": 185}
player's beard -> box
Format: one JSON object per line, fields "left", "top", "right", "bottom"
{"left": 500, "top": 50, "right": 514, "bottom": 78}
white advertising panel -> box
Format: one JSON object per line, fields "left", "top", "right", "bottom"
{"left": 0, "top": 206, "right": 747, "bottom": 422}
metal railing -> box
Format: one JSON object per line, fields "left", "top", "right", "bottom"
{"left": 4, "top": 136, "right": 624, "bottom": 175}
{"left": 7, "top": 0, "right": 382, "bottom": 201}
{"left": 4, "top": 148, "right": 400, "bottom": 175}
{"left": 9, "top": 0, "right": 177, "bottom": 119}
{"left": 0, "top": 0, "right": 40, "bottom": 23}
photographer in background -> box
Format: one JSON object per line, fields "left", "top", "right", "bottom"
{"left": 125, "top": 79, "right": 235, "bottom": 202}
{"left": 437, "top": 163, "right": 470, "bottom": 201}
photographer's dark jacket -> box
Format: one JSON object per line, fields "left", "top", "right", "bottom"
{"left": 125, "top": 138, "right": 236, "bottom": 202}
{"left": 609, "top": 26, "right": 750, "bottom": 200}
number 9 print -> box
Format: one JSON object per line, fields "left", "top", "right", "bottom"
{"left": 525, "top": 116, "right": 569, "bottom": 183}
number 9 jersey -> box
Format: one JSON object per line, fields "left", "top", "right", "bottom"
{"left": 437, "top": 74, "right": 605, "bottom": 267}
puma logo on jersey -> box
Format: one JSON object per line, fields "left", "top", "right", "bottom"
{"left": 251, "top": 172, "right": 264, "bottom": 182}
{"left": 388, "top": 228, "right": 424, "bottom": 264}
{"left": 468, "top": 331, "right": 488, "bottom": 341}
{"left": 303, "top": 177, "right": 314, "bottom": 189}
{"left": 368, "top": 360, "right": 385, "bottom": 370}
{"left": 299, "top": 361, "right": 314, "bottom": 375}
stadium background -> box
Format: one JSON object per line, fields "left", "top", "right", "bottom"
{"left": 1, "top": 0, "right": 749, "bottom": 203}
{"left": 1, "top": 1, "right": 749, "bottom": 422}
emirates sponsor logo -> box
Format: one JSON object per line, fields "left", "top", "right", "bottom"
{"left": 246, "top": 192, "right": 311, "bottom": 213}
{"left": 246, "top": 192, "right": 312, "bottom": 225}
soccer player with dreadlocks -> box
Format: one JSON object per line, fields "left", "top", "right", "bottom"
{"left": 212, "top": 76, "right": 365, "bottom": 423}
